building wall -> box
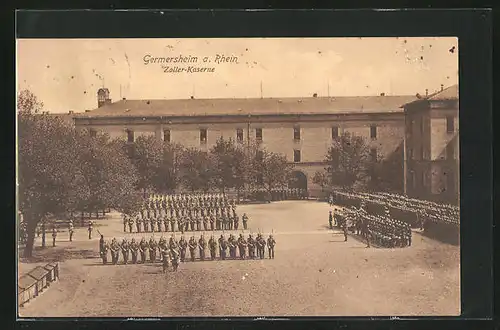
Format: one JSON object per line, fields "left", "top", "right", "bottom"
{"left": 404, "top": 100, "right": 459, "bottom": 204}
{"left": 76, "top": 112, "right": 405, "bottom": 194}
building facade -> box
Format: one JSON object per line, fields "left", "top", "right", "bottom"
{"left": 73, "top": 89, "right": 418, "bottom": 196}
{"left": 403, "top": 84, "right": 459, "bottom": 205}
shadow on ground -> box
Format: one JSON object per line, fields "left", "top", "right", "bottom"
{"left": 19, "top": 246, "right": 99, "bottom": 263}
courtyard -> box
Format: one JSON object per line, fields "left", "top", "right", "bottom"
{"left": 18, "top": 200, "right": 460, "bottom": 317}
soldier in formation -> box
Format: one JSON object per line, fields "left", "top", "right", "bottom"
{"left": 122, "top": 193, "right": 244, "bottom": 235}
{"left": 51, "top": 225, "right": 57, "bottom": 247}
{"left": 188, "top": 236, "right": 197, "bottom": 262}
{"left": 247, "top": 234, "right": 256, "bottom": 259}
{"left": 219, "top": 234, "right": 227, "bottom": 260}
{"left": 130, "top": 238, "right": 139, "bottom": 263}
{"left": 198, "top": 235, "right": 207, "bottom": 261}
{"left": 267, "top": 234, "right": 276, "bottom": 259}
{"left": 68, "top": 219, "right": 74, "bottom": 242}
{"left": 88, "top": 221, "right": 93, "bottom": 239}
{"left": 179, "top": 236, "right": 188, "bottom": 262}
{"left": 208, "top": 235, "right": 217, "bottom": 260}
{"left": 121, "top": 238, "right": 130, "bottom": 264}
{"left": 256, "top": 233, "right": 266, "bottom": 259}
{"left": 110, "top": 238, "right": 120, "bottom": 265}
{"left": 237, "top": 234, "right": 247, "bottom": 260}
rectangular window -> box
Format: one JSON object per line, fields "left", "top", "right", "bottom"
{"left": 293, "top": 127, "right": 301, "bottom": 141}
{"left": 127, "top": 130, "right": 134, "bottom": 143}
{"left": 446, "top": 116, "right": 454, "bottom": 133}
{"left": 255, "top": 128, "right": 263, "bottom": 141}
{"left": 293, "top": 150, "right": 301, "bottom": 162}
{"left": 89, "top": 129, "right": 97, "bottom": 138}
{"left": 370, "top": 125, "right": 377, "bottom": 139}
{"left": 236, "top": 128, "right": 243, "bottom": 143}
{"left": 200, "top": 128, "right": 207, "bottom": 144}
{"left": 331, "top": 126, "right": 339, "bottom": 139}
{"left": 420, "top": 147, "right": 425, "bottom": 160}
{"left": 408, "top": 148, "right": 414, "bottom": 160}
{"left": 370, "top": 148, "right": 377, "bottom": 162}
{"left": 164, "top": 129, "right": 171, "bottom": 143}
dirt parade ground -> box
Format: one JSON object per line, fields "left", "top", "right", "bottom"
{"left": 18, "top": 201, "right": 460, "bottom": 317}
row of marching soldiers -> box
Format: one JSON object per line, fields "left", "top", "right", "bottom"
{"left": 145, "top": 193, "right": 236, "bottom": 211}
{"left": 122, "top": 212, "right": 249, "bottom": 234}
{"left": 99, "top": 233, "right": 276, "bottom": 266}
{"left": 330, "top": 203, "right": 412, "bottom": 248}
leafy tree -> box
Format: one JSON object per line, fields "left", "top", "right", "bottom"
{"left": 178, "top": 148, "right": 213, "bottom": 192}
{"left": 129, "top": 135, "right": 164, "bottom": 197}
{"left": 313, "top": 170, "right": 330, "bottom": 192}
{"left": 151, "top": 142, "right": 184, "bottom": 194}
{"left": 324, "top": 132, "right": 372, "bottom": 190}
{"left": 18, "top": 90, "right": 83, "bottom": 257}
{"left": 210, "top": 137, "right": 246, "bottom": 194}
{"left": 253, "top": 148, "right": 294, "bottom": 194}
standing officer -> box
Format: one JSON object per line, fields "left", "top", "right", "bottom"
{"left": 329, "top": 211, "right": 333, "bottom": 229}
{"left": 139, "top": 237, "right": 148, "bottom": 263}
{"left": 136, "top": 216, "right": 142, "bottom": 233}
{"left": 228, "top": 234, "right": 237, "bottom": 259}
{"left": 88, "top": 221, "right": 94, "bottom": 239}
{"left": 68, "top": 219, "right": 74, "bottom": 242}
{"left": 130, "top": 238, "right": 139, "bottom": 264}
{"left": 121, "top": 238, "right": 130, "bottom": 264}
{"left": 267, "top": 234, "right": 276, "bottom": 259}
{"left": 178, "top": 236, "right": 188, "bottom": 262}
{"left": 209, "top": 214, "right": 215, "bottom": 231}
{"left": 343, "top": 219, "right": 348, "bottom": 242}
{"left": 247, "top": 234, "right": 256, "bottom": 259}
{"left": 149, "top": 237, "right": 158, "bottom": 262}
{"left": 237, "top": 234, "right": 247, "bottom": 260}
{"left": 128, "top": 216, "right": 134, "bottom": 233}
{"left": 257, "top": 234, "right": 266, "bottom": 259}
{"left": 221, "top": 235, "right": 228, "bottom": 260}
{"left": 123, "top": 215, "right": 127, "bottom": 233}
{"left": 101, "top": 240, "right": 109, "bottom": 264}
{"left": 198, "top": 235, "right": 207, "bottom": 261}
{"left": 242, "top": 213, "right": 248, "bottom": 230}
{"left": 208, "top": 235, "right": 217, "bottom": 260}
{"left": 51, "top": 224, "right": 57, "bottom": 247}
{"left": 188, "top": 236, "right": 197, "bottom": 262}
{"left": 110, "top": 238, "right": 120, "bottom": 265}
{"left": 234, "top": 215, "right": 239, "bottom": 230}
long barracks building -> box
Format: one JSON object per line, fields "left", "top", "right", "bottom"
{"left": 72, "top": 85, "right": 459, "bottom": 204}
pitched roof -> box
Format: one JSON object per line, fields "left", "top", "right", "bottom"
{"left": 46, "top": 113, "right": 76, "bottom": 126}
{"left": 428, "top": 84, "right": 458, "bottom": 100}
{"left": 74, "top": 95, "right": 417, "bottom": 119}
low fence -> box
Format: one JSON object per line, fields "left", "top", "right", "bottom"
{"left": 18, "top": 262, "right": 59, "bottom": 307}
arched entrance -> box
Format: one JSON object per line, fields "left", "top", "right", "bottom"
{"left": 288, "top": 171, "right": 308, "bottom": 190}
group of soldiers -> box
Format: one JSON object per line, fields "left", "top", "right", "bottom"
{"left": 99, "top": 233, "right": 277, "bottom": 268}
{"left": 122, "top": 193, "right": 250, "bottom": 234}
{"left": 331, "top": 190, "right": 459, "bottom": 228}
{"left": 330, "top": 203, "right": 412, "bottom": 248}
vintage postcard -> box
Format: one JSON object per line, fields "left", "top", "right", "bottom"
{"left": 16, "top": 37, "right": 460, "bottom": 317}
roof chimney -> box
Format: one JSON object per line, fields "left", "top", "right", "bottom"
{"left": 190, "top": 96, "right": 194, "bottom": 99}
{"left": 85, "top": 110, "right": 91, "bottom": 113}
{"left": 425, "top": 89, "right": 428, "bottom": 96}
{"left": 97, "top": 88, "right": 111, "bottom": 108}
{"left": 313, "top": 93, "right": 318, "bottom": 98}
{"left": 122, "top": 97, "right": 126, "bottom": 101}
{"left": 440, "top": 84, "right": 444, "bottom": 91}
{"left": 380, "top": 92, "right": 385, "bottom": 96}
{"left": 68, "top": 110, "right": 74, "bottom": 114}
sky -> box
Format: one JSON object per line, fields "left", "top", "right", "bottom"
{"left": 16, "top": 37, "right": 458, "bottom": 113}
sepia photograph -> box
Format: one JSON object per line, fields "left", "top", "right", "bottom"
{"left": 16, "top": 37, "right": 460, "bottom": 318}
